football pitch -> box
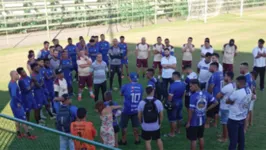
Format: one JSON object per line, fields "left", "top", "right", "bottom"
{"left": 0, "top": 9, "right": 266, "bottom": 150}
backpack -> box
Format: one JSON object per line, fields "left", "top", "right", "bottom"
{"left": 56, "top": 105, "right": 71, "bottom": 133}
{"left": 143, "top": 98, "right": 159, "bottom": 123}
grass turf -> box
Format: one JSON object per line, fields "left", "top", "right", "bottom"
{"left": 0, "top": 9, "right": 266, "bottom": 150}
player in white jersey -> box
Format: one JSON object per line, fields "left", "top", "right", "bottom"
{"left": 152, "top": 36, "right": 165, "bottom": 79}
{"left": 212, "top": 53, "right": 223, "bottom": 72}
{"left": 216, "top": 72, "right": 235, "bottom": 142}
{"left": 200, "top": 38, "right": 214, "bottom": 60}
{"left": 197, "top": 52, "right": 212, "bottom": 90}
{"left": 136, "top": 37, "right": 150, "bottom": 78}
{"left": 226, "top": 76, "right": 252, "bottom": 150}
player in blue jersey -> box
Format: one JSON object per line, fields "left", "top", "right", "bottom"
{"left": 61, "top": 50, "right": 73, "bottom": 95}
{"left": 186, "top": 79, "right": 218, "bottom": 150}
{"left": 65, "top": 37, "right": 78, "bottom": 80}
{"left": 87, "top": 39, "right": 99, "bottom": 62}
{"left": 76, "top": 36, "right": 87, "bottom": 52}
{"left": 9, "top": 70, "right": 36, "bottom": 139}
{"left": 146, "top": 68, "right": 162, "bottom": 99}
{"left": 184, "top": 65, "right": 198, "bottom": 112}
{"left": 119, "top": 72, "right": 143, "bottom": 145}
{"left": 245, "top": 71, "right": 257, "bottom": 132}
{"left": 17, "top": 67, "right": 35, "bottom": 122}
{"left": 119, "top": 36, "right": 129, "bottom": 78}
{"left": 37, "top": 41, "right": 50, "bottom": 59}
{"left": 206, "top": 62, "right": 224, "bottom": 128}
{"left": 166, "top": 71, "right": 186, "bottom": 137}
{"left": 240, "top": 62, "right": 252, "bottom": 88}
{"left": 104, "top": 91, "right": 121, "bottom": 147}
{"left": 44, "top": 59, "right": 56, "bottom": 114}
{"left": 99, "top": 34, "right": 110, "bottom": 65}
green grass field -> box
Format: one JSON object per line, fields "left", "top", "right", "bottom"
{"left": 0, "top": 9, "right": 266, "bottom": 150}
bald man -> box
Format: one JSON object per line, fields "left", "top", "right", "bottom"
{"left": 8, "top": 70, "right": 36, "bottom": 139}
{"left": 136, "top": 37, "right": 150, "bottom": 78}
{"left": 109, "top": 38, "right": 122, "bottom": 90}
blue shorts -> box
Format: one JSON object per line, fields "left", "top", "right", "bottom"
{"left": 34, "top": 90, "right": 46, "bottom": 108}
{"left": 22, "top": 94, "right": 35, "bottom": 112}
{"left": 10, "top": 104, "right": 26, "bottom": 120}
{"left": 219, "top": 109, "right": 229, "bottom": 124}
{"left": 167, "top": 101, "right": 183, "bottom": 122}
{"left": 46, "top": 88, "right": 55, "bottom": 100}
{"left": 121, "top": 59, "right": 128, "bottom": 65}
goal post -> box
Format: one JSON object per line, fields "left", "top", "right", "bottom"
{"left": 186, "top": 0, "right": 245, "bottom": 23}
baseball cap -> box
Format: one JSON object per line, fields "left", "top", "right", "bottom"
{"left": 55, "top": 68, "right": 63, "bottom": 75}
{"left": 62, "top": 94, "right": 70, "bottom": 102}
{"left": 129, "top": 72, "right": 138, "bottom": 82}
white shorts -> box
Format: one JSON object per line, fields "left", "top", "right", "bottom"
{"left": 249, "top": 100, "right": 255, "bottom": 111}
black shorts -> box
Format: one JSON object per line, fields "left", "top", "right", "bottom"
{"left": 207, "top": 103, "right": 220, "bottom": 118}
{"left": 141, "top": 129, "right": 161, "bottom": 141}
{"left": 114, "top": 125, "right": 120, "bottom": 133}
{"left": 185, "top": 95, "right": 190, "bottom": 109}
{"left": 186, "top": 125, "right": 204, "bottom": 141}
{"left": 119, "top": 113, "right": 139, "bottom": 128}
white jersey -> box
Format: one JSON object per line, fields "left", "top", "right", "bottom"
{"left": 220, "top": 82, "right": 235, "bottom": 110}
{"left": 197, "top": 60, "right": 212, "bottom": 83}
{"left": 54, "top": 78, "right": 68, "bottom": 97}
{"left": 228, "top": 87, "right": 252, "bottom": 121}
{"left": 153, "top": 43, "right": 164, "bottom": 61}
{"left": 136, "top": 43, "right": 150, "bottom": 59}
{"left": 201, "top": 45, "right": 214, "bottom": 59}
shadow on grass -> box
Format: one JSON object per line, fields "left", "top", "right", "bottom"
{"left": 0, "top": 43, "right": 265, "bottom": 150}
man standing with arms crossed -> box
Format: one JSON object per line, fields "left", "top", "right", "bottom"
{"left": 109, "top": 38, "right": 123, "bottom": 91}
{"left": 152, "top": 36, "right": 164, "bottom": 79}
{"left": 161, "top": 48, "right": 177, "bottom": 101}
{"left": 77, "top": 49, "right": 94, "bottom": 101}
{"left": 136, "top": 37, "right": 150, "bottom": 78}
{"left": 252, "top": 39, "right": 266, "bottom": 91}
{"left": 182, "top": 37, "right": 195, "bottom": 70}
{"left": 222, "top": 39, "right": 237, "bottom": 73}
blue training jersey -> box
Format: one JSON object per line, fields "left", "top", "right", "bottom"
{"left": 104, "top": 101, "right": 119, "bottom": 126}
{"left": 44, "top": 67, "right": 54, "bottom": 91}
{"left": 168, "top": 80, "right": 186, "bottom": 102}
{"left": 65, "top": 44, "right": 77, "bottom": 63}
{"left": 87, "top": 44, "right": 99, "bottom": 62}
{"left": 98, "top": 41, "right": 110, "bottom": 59}
{"left": 61, "top": 59, "right": 73, "bottom": 81}
{"left": 38, "top": 49, "right": 50, "bottom": 59}
{"left": 208, "top": 71, "right": 224, "bottom": 97}
{"left": 189, "top": 91, "right": 216, "bottom": 126}
{"left": 18, "top": 76, "right": 33, "bottom": 95}
{"left": 118, "top": 42, "right": 128, "bottom": 58}
{"left": 121, "top": 82, "right": 143, "bottom": 115}
{"left": 8, "top": 81, "right": 22, "bottom": 107}
{"left": 245, "top": 73, "right": 252, "bottom": 88}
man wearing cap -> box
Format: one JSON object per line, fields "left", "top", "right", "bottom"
{"left": 56, "top": 93, "right": 78, "bottom": 150}
{"left": 77, "top": 49, "right": 94, "bottom": 101}
{"left": 200, "top": 38, "right": 214, "bottom": 60}
{"left": 222, "top": 39, "right": 237, "bottom": 73}
{"left": 53, "top": 68, "right": 68, "bottom": 113}
{"left": 119, "top": 72, "right": 143, "bottom": 145}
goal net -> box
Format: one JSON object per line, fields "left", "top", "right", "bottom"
{"left": 186, "top": 0, "right": 225, "bottom": 23}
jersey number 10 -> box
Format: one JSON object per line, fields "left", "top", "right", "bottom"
{"left": 131, "top": 93, "right": 141, "bottom": 103}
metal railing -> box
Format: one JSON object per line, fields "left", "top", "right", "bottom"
{"left": 0, "top": 113, "right": 120, "bottom": 150}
